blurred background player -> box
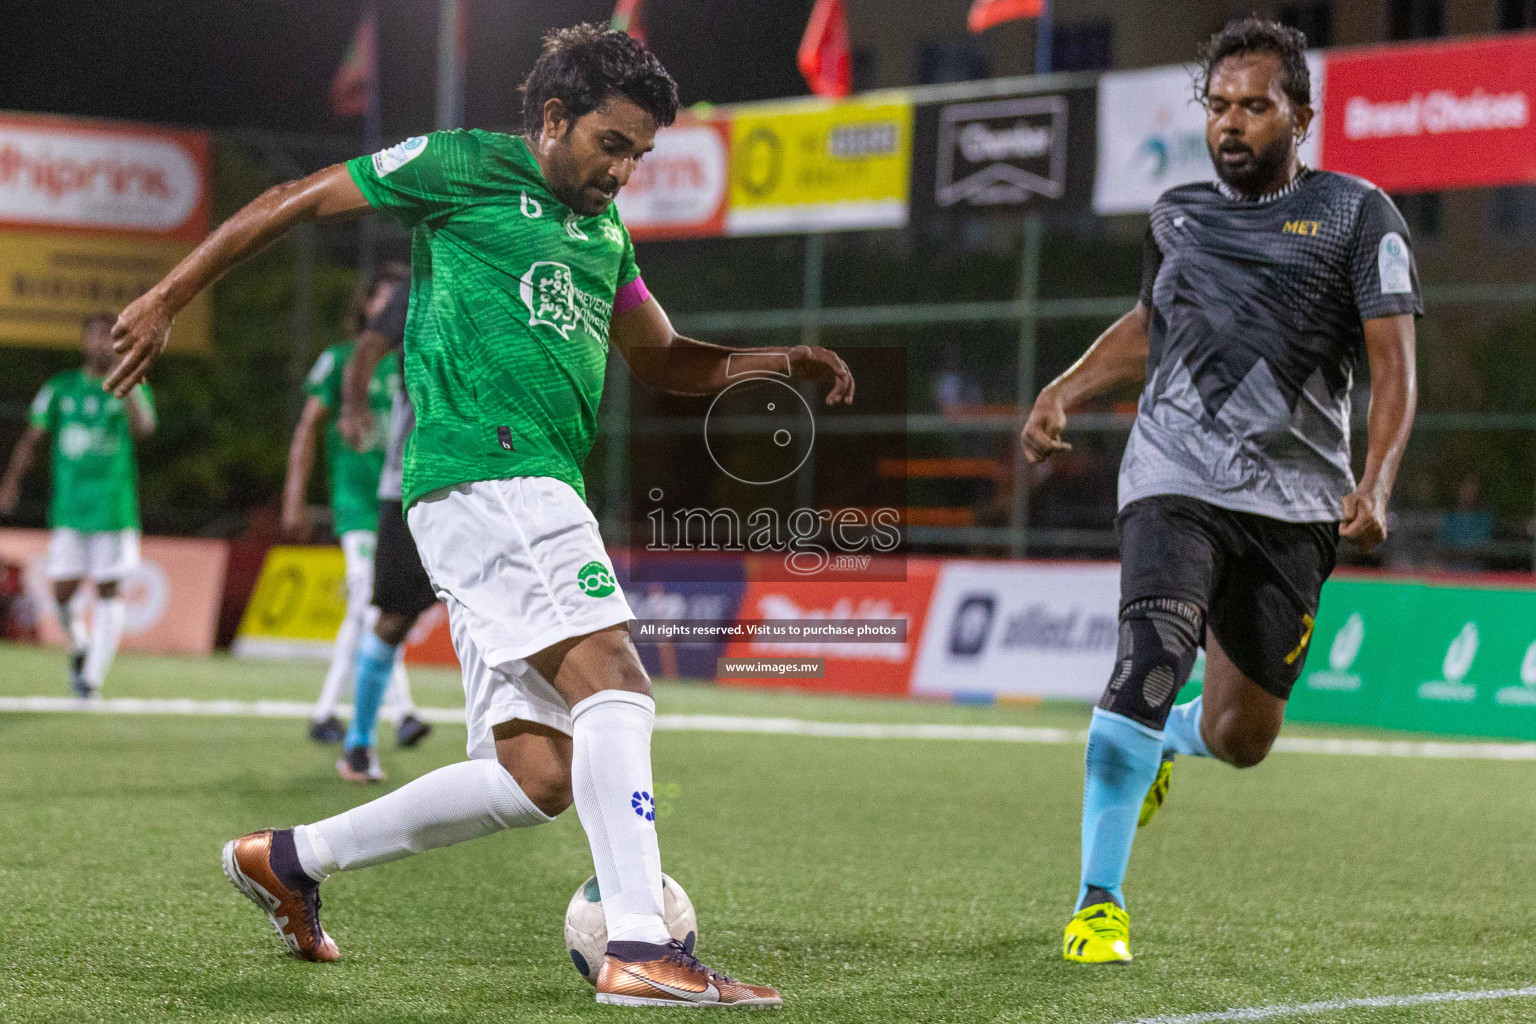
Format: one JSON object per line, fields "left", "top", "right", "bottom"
{"left": 328, "top": 261, "right": 442, "bottom": 783}
{"left": 0, "top": 313, "right": 156, "bottom": 697}
{"left": 1022, "top": 17, "right": 1419, "bottom": 964}
{"left": 281, "top": 265, "right": 431, "bottom": 761}
{"left": 111, "top": 25, "right": 850, "bottom": 1006}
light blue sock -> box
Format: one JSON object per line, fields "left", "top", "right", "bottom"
{"left": 1163, "top": 697, "right": 1212, "bottom": 758}
{"left": 345, "top": 632, "right": 398, "bottom": 750}
{"left": 1078, "top": 708, "right": 1164, "bottom": 910}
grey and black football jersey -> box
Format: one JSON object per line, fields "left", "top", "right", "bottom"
{"left": 1119, "top": 169, "right": 1423, "bottom": 523}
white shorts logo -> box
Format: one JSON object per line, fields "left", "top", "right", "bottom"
{"left": 1378, "top": 231, "right": 1413, "bottom": 294}
{"left": 372, "top": 136, "right": 428, "bottom": 177}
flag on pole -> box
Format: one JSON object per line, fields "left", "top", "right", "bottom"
{"left": 967, "top": 0, "right": 1044, "bottom": 33}
{"left": 798, "top": 0, "right": 851, "bottom": 98}
{"left": 330, "top": 9, "right": 377, "bottom": 117}
{"left": 611, "top": 0, "right": 646, "bottom": 45}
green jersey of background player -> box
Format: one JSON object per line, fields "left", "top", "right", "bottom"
{"left": 0, "top": 313, "right": 156, "bottom": 697}
{"left": 280, "top": 265, "right": 425, "bottom": 753}
{"left": 110, "top": 24, "right": 853, "bottom": 1007}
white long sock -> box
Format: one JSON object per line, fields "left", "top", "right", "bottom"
{"left": 292, "top": 759, "right": 551, "bottom": 879}
{"left": 313, "top": 596, "right": 369, "bottom": 722}
{"left": 83, "top": 598, "right": 125, "bottom": 688}
{"left": 58, "top": 592, "right": 89, "bottom": 653}
{"left": 571, "top": 690, "right": 668, "bottom": 944}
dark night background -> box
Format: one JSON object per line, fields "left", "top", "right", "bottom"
{"left": 0, "top": 0, "right": 816, "bottom": 135}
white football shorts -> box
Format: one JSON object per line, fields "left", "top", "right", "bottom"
{"left": 46, "top": 528, "right": 141, "bottom": 583}
{"left": 407, "top": 476, "right": 634, "bottom": 757}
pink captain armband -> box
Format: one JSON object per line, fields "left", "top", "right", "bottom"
{"left": 613, "top": 275, "right": 651, "bottom": 315}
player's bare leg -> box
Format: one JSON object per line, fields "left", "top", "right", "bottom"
{"left": 1196, "top": 630, "right": 1286, "bottom": 768}
{"left": 532, "top": 625, "right": 781, "bottom": 1008}
{"left": 52, "top": 579, "right": 91, "bottom": 697}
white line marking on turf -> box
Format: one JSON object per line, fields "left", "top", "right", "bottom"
{"left": 1117, "top": 985, "right": 1536, "bottom": 1023}
{"left": 5, "top": 696, "right": 1536, "bottom": 760}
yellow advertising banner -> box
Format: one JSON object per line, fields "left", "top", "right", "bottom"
{"left": 233, "top": 545, "right": 348, "bottom": 658}
{"left": 727, "top": 96, "right": 913, "bottom": 235}
{"left": 0, "top": 230, "right": 209, "bottom": 350}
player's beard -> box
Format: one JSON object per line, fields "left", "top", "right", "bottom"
{"left": 1210, "top": 131, "right": 1295, "bottom": 198}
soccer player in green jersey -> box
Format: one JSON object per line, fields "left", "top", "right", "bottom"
{"left": 281, "top": 266, "right": 427, "bottom": 759}
{"left": 0, "top": 313, "right": 155, "bottom": 697}
{"left": 110, "top": 26, "right": 852, "bottom": 1006}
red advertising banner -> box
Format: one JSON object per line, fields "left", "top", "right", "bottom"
{"left": 615, "top": 115, "right": 730, "bottom": 241}
{"left": 0, "top": 528, "right": 228, "bottom": 655}
{"left": 722, "top": 558, "right": 941, "bottom": 695}
{"left": 0, "top": 111, "right": 210, "bottom": 242}
{"left": 1321, "top": 33, "right": 1536, "bottom": 193}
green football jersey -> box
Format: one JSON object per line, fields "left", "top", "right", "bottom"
{"left": 346, "top": 130, "right": 640, "bottom": 508}
{"left": 28, "top": 369, "right": 153, "bottom": 533}
{"left": 303, "top": 340, "right": 397, "bottom": 535}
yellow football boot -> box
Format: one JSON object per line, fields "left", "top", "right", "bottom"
{"left": 1138, "top": 755, "right": 1174, "bottom": 827}
{"left": 1063, "top": 902, "right": 1132, "bottom": 964}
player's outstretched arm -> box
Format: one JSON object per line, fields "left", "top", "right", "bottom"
{"left": 124, "top": 386, "right": 156, "bottom": 438}
{"left": 281, "top": 398, "right": 329, "bottom": 541}
{"left": 1021, "top": 303, "right": 1151, "bottom": 464}
{"left": 339, "top": 328, "right": 391, "bottom": 452}
{"left": 610, "top": 297, "right": 854, "bottom": 405}
{"left": 1341, "top": 314, "right": 1417, "bottom": 551}
{"left": 0, "top": 426, "right": 45, "bottom": 516}
{"left": 107, "top": 164, "right": 373, "bottom": 397}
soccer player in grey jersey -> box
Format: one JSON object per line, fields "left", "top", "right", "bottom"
{"left": 1023, "top": 18, "right": 1420, "bottom": 963}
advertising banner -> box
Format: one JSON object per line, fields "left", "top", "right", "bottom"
{"left": 1286, "top": 574, "right": 1536, "bottom": 740}
{"left": 722, "top": 558, "right": 939, "bottom": 694}
{"left": 616, "top": 116, "right": 731, "bottom": 241}
{"left": 911, "top": 87, "right": 1096, "bottom": 223}
{"left": 0, "top": 111, "right": 211, "bottom": 350}
{"left": 0, "top": 527, "right": 226, "bottom": 654}
{"left": 911, "top": 560, "right": 1120, "bottom": 700}
{"left": 233, "top": 545, "right": 349, "bottom": 659}
{"left": 618, "top": 552, "right": 747, "bottom": 680}
{"left": 727, "top": 96, "right": 913, "bottom": 235}
{"left": 1320, "top": 33, "right": 1536, "bottom": 194}
{"left": 1093, "top": 54, "right": 1325, "bottom": 215}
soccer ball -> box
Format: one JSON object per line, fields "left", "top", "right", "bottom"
{"left": 564, "top": 873, "right": 697, "bottom": 985}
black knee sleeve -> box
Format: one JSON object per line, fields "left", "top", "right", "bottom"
{"left": 1097, "top": 597, "right": 1204, "bottom": 730}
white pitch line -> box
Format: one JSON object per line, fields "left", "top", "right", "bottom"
{"left": 1116, "top": 985, "right": 1536, "bottom": 1024}
{"left": 5, "top": 696, "right": 1536, "bottom": 760}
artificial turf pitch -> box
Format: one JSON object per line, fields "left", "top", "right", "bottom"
{"left": 2, "top": 643, "right": 1535, "bottom": 1023}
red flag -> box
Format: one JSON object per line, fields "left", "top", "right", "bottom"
{"left": 330, "top": 10, "right": 377, "bottom": 117}
{"left": 798, "top": 0, "right": 851, "bottom": 98}
{"left": 611, "top": 0, "right": 646, "bottom": 46}
{"left": 967, "top": 0, "right": 1044, "bottom": 33}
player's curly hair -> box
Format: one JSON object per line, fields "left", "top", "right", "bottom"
{"left": 1195, "top": 16, "right": 1311, "bottom": 108}
{"left": 520, "top": 24, "right": 679, "bottom": 138}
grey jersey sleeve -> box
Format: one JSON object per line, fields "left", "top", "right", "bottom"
{"left": 1138, "top": 225, "right": 1163, "bottom": 308}
{"left": 1350, "top": 189, "right": 1423, "bottom": 322}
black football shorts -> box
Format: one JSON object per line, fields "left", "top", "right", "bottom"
{"left": 372, "top": 499, "right": 438, "bottom": 620}
{"left": 1117, "top": 494, "right": 1339, "bottom": 699}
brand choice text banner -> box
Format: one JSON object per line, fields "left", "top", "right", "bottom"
{"left": 1093, "top": 53, "right": 1326, "bottom": 216}
{"left": 727, "top": 95, "right": 913, "bottom": 235}
{"left": 0, "top": 111, "right": 211, "bottom": 350}
{"left": 1321, "top": 32, "right": 1536, "bottom": 193}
